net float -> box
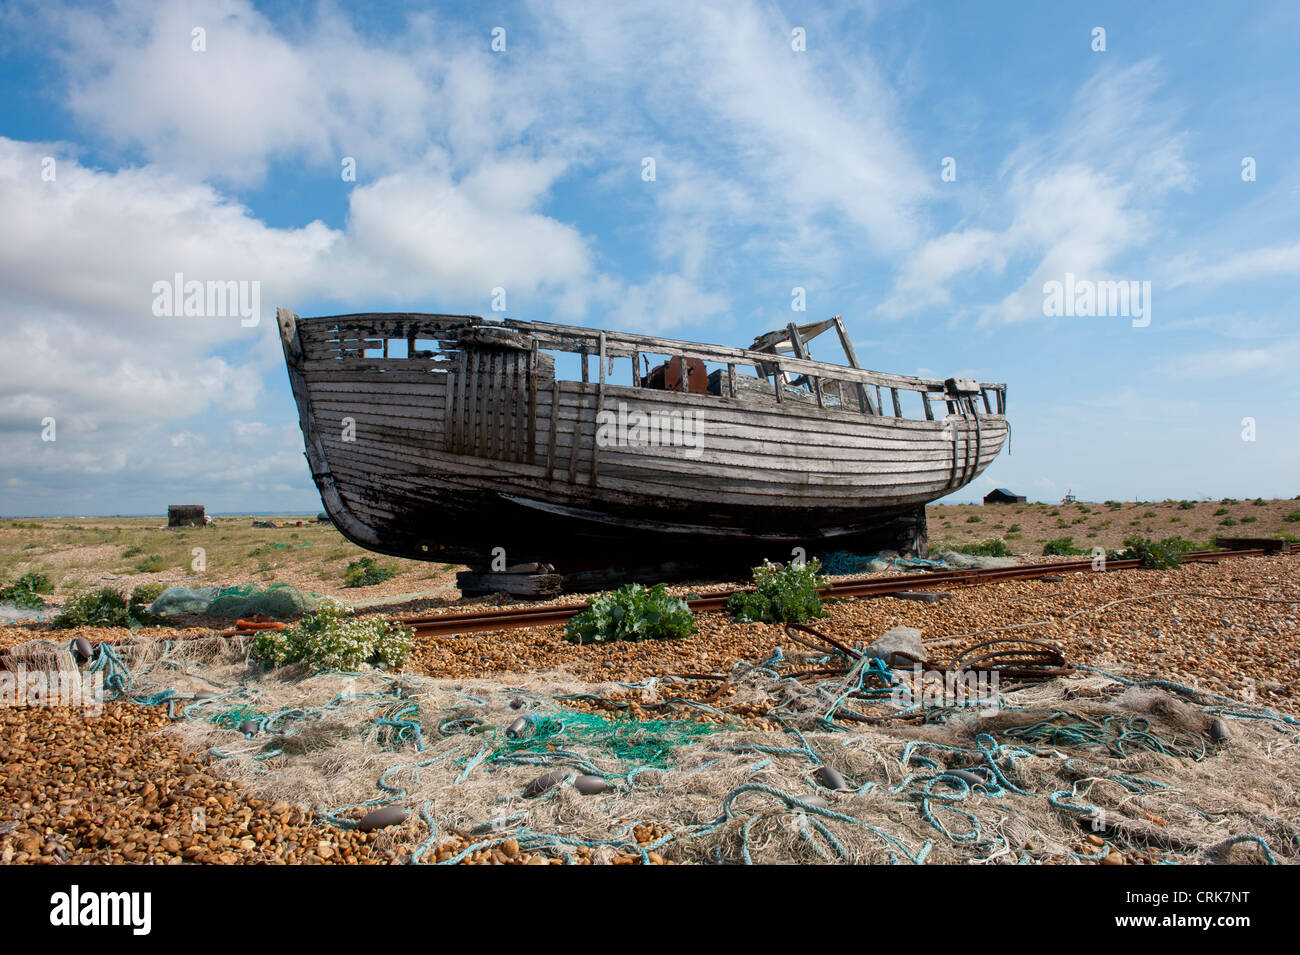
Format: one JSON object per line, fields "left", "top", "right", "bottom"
{"left": 523, "top": 770, "right": 567, "bottom": 798}
{"left": 357, "top": 806, "right": 408, "bottom": 832}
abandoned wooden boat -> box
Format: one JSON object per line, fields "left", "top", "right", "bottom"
{"left": 278, "top": 308, "right": 1008, "bottom": 589}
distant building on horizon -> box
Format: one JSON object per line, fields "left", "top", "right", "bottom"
{"left": 984, "top": 488, "right": 1027, "bottom": 505}
{"left": 167, "top": 504, "right": 207, "bottom": 527}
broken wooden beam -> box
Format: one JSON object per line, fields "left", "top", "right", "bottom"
{"left": 1213, "top": 537, "right": 1288, "bottom": 554}
{"left": 456, "top": 570, "right": 563, "bottom": 598}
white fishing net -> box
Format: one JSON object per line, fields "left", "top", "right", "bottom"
{"left": 79, "top": 633, "right": 1300, "bottom": 865}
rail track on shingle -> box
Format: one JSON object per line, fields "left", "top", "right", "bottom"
{"left": 393, "top": 544, "right": 1296, "bottom": 638}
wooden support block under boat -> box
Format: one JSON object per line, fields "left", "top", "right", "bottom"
{"left": 456, "top": 569, "right": 564, "bottom": 598}
{"left": 1213, "top": 537, "right": 1288, "bottom": 554}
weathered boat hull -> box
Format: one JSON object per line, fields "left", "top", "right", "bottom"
{"left": 279, "top": 309, "right": 1009, "bottom": 578}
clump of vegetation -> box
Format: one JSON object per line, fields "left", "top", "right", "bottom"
{"left": 1043, "top": 537, "right": 1086, "bottom": 556}
{"left": 946, "top": 538, "right": 1010, "bottom": 557}
{"left": 564, "top": 582, "right": 696, "bottom": 644}
{"left": 727, "top": 559, "right": 827, "bottom": 624}
{"left": 1284, "top": 510, "right": 1300, "bottom": 524}
{"left": 134, "top": 553, "right": 167, "bottom": 573}
{"left": 966, "top": 515, "right": 982, "bottom": 523}
{"left": 250, "top": 542, "right": 290, "bottom": 557}
{"left": 130, "top": 583, "right": 166, "bottom": 607}
{"left": 252, "top": 603, "right": 413, "bottom": 671}
{"left": 1251, "top": 498, "right": 1266, "bottom": 507}
{"left": 1220, "top": 517, "right": 1238, "bottom": 527}
{"left": 1112, "top": 536, "right": 1194, "bottom": 570}
{"left": 1008, "top": 524, "right": 1021, "bottom": 533}
{"left": 52, "top": 587, "right": 162, "bottom": 629}
{"left": 0, "top": 585, "right": 45, "bottom": 610}
{"left": 1220, "top": 498, "right": 1239, "bottom": 505}
{"left": 1177, "top": 500, "right": 1196, "bottom": 510}
{"left": 343, "top": 556, "right": 397, "bottom": 587}
{"left": 19, "top": 570, "right": 51, "bottom": 592}
{"left": 1214, "top": 507, "right": 1230, "bottom": 516}
{"left": 1241, "top": 515, "right": 1258, "bottom": 524}
{"left": 0, "top": 571, "right": 54, "bottom": 610}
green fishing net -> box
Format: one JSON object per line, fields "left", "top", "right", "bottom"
{"left": 149, "top": 582, "right": 331, "bottom": 619}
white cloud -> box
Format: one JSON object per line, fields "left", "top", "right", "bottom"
{"left": 878, "top": 60, "right": 1191, "bottom": 324}
{"left": 535, "top": 0, "right": 933, "bottom": 263}
{"left": 1158, "top": 339, "right": 1300, "bottom": 379}
{"left": 977, "top": 166, "right": 1147, "bottom": 325}
{"left": 55, "top": 0, "right": 541, "bottom": 186}
{"left": 333, "top": 163, "right": 594, "bottom": 304}
{"left": 230, "top": 420, "right": 270, "bottom": 443}
{"left": 609, "top": 274, "right": 731, "bottom": 335}
{"left": 1168, "top": 241, "right": 1300, "bottom": 289}
{"left": 875, "top": 228, "right": 1006, "bottom": 316}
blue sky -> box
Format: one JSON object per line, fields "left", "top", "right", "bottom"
{"left": 1, "top": 0, "right": 1297, "bottom": 516}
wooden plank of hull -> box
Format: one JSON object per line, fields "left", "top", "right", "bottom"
{"left": 324, "top": 474, "right": 937, "bottom": 569}
{"left": 323, "top": 462, "right": 933, "bottom": 531}
{"left": 302, "top": 355, "right": 949, "bottom": 433}
{"left": 306, "top": 396, "right": 1000, "bottom": 462}
{"left": 307, "top": 403, "right": 998, "bottom": 461}
{"left": 305, "top": 377, "right": 1003, "bottom": 456}
{"left": 307, "top": 400, "right": 1007, "bottom": 480}
{"left": 322, "top": 460, "right": 1005, "bottom": 517}
{"left": 322, "top": 437, "right": 1008, "bottom": 493}
{"left": 318, "top": 436, "right": 1005, "bottom": 513}
{"left": 316, "top": 420, "right": 1006, "bottom": 487}
{"left": 306, "top": 381, "right": 1008, "bottom": 476}
{"left": 302, "top": 365, "right": 993, "bottom": 444}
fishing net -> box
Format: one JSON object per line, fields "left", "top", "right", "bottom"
{"left": 0, "top": 638, "right": 77, "bottom": 673}
{"left": 816, "top": 552, "right": 948, "bottom": 575}
{"left": 0, "top": 639, "right": 86, "bottom": 704}
{"left": 65, "top": 632, "right": 1300, "bottom": 865}
{"left": 148, "top": 583, "right": 331, "bottom": 619}
{"left": 935, "top": 551, "right": 1020, "bottom": 570}
{"left": 817, "top": 552, "right": 896, "bottom": 575}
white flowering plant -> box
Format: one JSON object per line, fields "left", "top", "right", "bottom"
{"left": 252, "top": 603, "right": 414, "bottom": 672}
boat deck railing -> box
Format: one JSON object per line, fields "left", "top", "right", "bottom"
{"left": 295, "top": 312, "right": 1007, "bottom": 422}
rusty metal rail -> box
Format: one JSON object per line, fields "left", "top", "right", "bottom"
{"left": 395, "top": 546, "right": 1289, "bottom": 638}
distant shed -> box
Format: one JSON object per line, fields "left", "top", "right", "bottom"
{"left": 167, "top": 505, "right": 206, "bottom": 527}
{"left": 984, "top": 488, "right": 1026, "bottom": 505}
